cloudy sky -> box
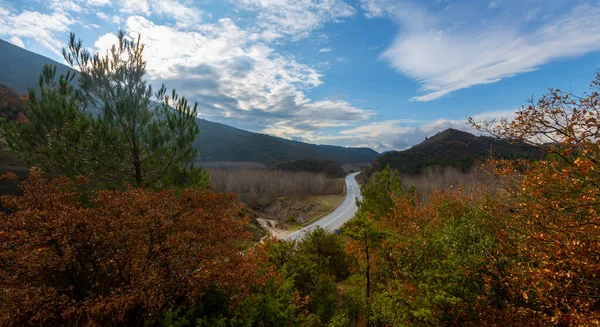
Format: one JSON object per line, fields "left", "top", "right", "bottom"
{"left": 1, "top": 0, "right": 600, "bottom": 152}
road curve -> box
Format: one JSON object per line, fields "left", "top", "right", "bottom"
{"left": 284, "top": 172, "right": 362, "bottom": 242}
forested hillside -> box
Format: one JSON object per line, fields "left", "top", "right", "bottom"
{"left": 365, "top": 128, "right": 542, "bottom": 176}
{"left": 0, "top": 40, "right": 72, "bottom": 94}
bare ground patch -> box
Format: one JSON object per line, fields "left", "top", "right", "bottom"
{"left": 257, "top": 194, "right": 345, "bottom": 235}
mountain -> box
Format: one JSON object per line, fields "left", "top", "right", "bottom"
{"left": 365, "top": 128, "right": 543, "bottom": 176}
{"left": 194, "top": 119, "right": 378, "bottom": 164}
{"left": 0, "top": 39, "right": 378, "bottom": 164}
{"left": 0, "top": 40, "right": 72, "bottom": 94}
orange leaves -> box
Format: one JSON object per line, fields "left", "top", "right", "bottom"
{"left": 469, "top": 74, "right": 600, "bottom": 325}
{"left": 0, "top": 172, "right": 16, "bottom": 180}
{"left": 0, "top": 171, "right": 267, "bottom": 326}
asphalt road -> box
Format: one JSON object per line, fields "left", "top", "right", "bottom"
{"left": 284, "top": 172, "right": 362, "bottom": 241}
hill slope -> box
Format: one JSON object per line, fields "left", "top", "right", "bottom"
{"left": 0, "top": 39, "right": 378, "bottom": 164}
{"left": 365, "top": 128, "right": 542, "bottom": 176}
{"left": 0, "top": 40, "right": 72, "bottom": 94}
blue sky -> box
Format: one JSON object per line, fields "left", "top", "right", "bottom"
{"left": 1, "top": 0, "right": 600, "bottom": 151}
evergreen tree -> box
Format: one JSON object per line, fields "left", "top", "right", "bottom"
{"left": 356, "top": 164, "right": 407, "bottom": 219}
{"left": 346, "top": 165, "right": 407, "bottom": 303}
{"left": 0, "top": 30, "right": 207, "bottom": 188}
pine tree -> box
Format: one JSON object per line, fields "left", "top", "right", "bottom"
{"left": 356, "top": 164, "right": 406, "bottom": 219}
{"left": 0, "top": 30, "right": 207, "bottom": 188}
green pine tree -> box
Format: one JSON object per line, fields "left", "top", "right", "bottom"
{"left": 0, "top": 30, "right": 208, "bottom": 189}
{"left": 356, "top": 164, "right": 407, "bottom": 219}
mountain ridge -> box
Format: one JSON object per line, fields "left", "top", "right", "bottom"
{"left": 364, "top": 128, "right": 543, "bottom": 176}
{"left": 0, "top": 38, "right": 378, "bottom": 164}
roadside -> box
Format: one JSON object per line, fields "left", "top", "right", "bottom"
{"left": 256, "top": 194, "right": 345, "bottom": 238}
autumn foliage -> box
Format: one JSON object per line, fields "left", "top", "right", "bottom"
{"left": 336, "top": 72, "right": 600, "bottom": 326}
{"left": 469, "top": 73, "right": 600, "bottom": 325}
{"left": 0, "top": 169, "right": 267, "bottom": 326}
{"left": 0, "top": 84, "right": 27, "bottom": 123}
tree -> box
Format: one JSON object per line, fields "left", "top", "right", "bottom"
{"left": 357, "top": 164, "right": 407, "bottom": 219}
{"left": 297, "top": 226, "right": 350, "bottom": 281}
{"left": 469, "top": 72, "right": 600, "bottom": 325}
{"left": 347, "top": 165, "right": 405, "bottom": 303}
{"left": 262, "top": 228, "right": 352, "bottom": 325}
{"left": 344, "top": 215, "right": 382, "bottom": 300}
{"left": 0, "top": 31, "right": 207, "bottom": 189}
{"left": 0, "top": 169, "right": 263, "bottom": 326}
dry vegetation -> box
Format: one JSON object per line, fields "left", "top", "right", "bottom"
{"left": 208, "top": 168, "right": 344, "bottom": 209}
{"left": 399, "top": 165, "right": 499, "bottom": 203}
{"left": 263, "top": 194, "right": 345, "bottom": 226}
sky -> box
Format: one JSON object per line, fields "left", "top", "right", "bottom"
{"left": 1, "top": 0, "right": 600, "bottom": 152}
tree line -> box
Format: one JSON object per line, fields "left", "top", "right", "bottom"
{"left": 208, "top": 168, "right": 344, "bottom": 209}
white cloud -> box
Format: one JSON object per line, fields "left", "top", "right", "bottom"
{"left": 300, "top": 109, "right": 517, "bottom": 151}
{"left": 0, "top": 9, "right": 75, "bottom": 56}
{"left": 9, "top": 36, "right": 24, "bottom": 48}
{"left": 233, "top": 0, "right": 356, "bottom": 39}
{"left": 149, "top": 0, "right": 203, "bottom": 28}
{"left": 114, "top": 16, "right": 372, "bottom": 138}
{"left": 46, "top": 0, "right": 84, "bottom": 13}
{"left": 122, "top": 0, "right": 150, "bottom": 15}
{"left": 87, "top": 0, "right": 111, "bottom": 5}
{"left": 94, "top": 32, "right": 120, "bottom": 52}
{"left": 117, "top": 0, "right": 204, "bottom": 28}
{"left": 85, "top": 23, "right": 102, "bottom": 29}
{"left": 97, "top": 12, "right": 110, "bottom": 21}
{"left": 319, "top": 47, "right": 331, "bottom": 52}
{"left": 489, "top": 0, "right": 502, "bottom": 9}
{"left": 364, "top": 1, "right": 600, "bottom": 101}
{"left": 44, "top": 0, "right": 110, "bottom": 13}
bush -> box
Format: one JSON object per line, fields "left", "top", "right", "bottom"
{"left": 0, "top": 169, "right": 265, "bottom": 326}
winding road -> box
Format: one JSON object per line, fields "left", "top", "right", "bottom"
{"left": 284, "top": 172, "right": 362, "bottom": 241}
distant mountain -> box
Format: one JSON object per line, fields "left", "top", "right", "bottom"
{"left": 0, "top": 40, "right": 72, "bottom": 94}
{"left": 0, "top": 39, "right": 378, "bottom": 164}
{"left": 364, "top": 128, "right": 543, "bottom": 176}
{"left": 272, "top": 158, "right": 346, "bottom": 178}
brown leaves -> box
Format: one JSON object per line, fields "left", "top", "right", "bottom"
{"left": 468, "top": 72, "right": 600, "bottom": 326}
{"left": 0, "top": 172, "right": 16, "bottom": 180}
{"left": 0, "top": 171, "right": 267, "bottom": 326}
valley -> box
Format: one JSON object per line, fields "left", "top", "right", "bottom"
{"left": 1, "top": 5, "right": 599, "bottom": 325}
